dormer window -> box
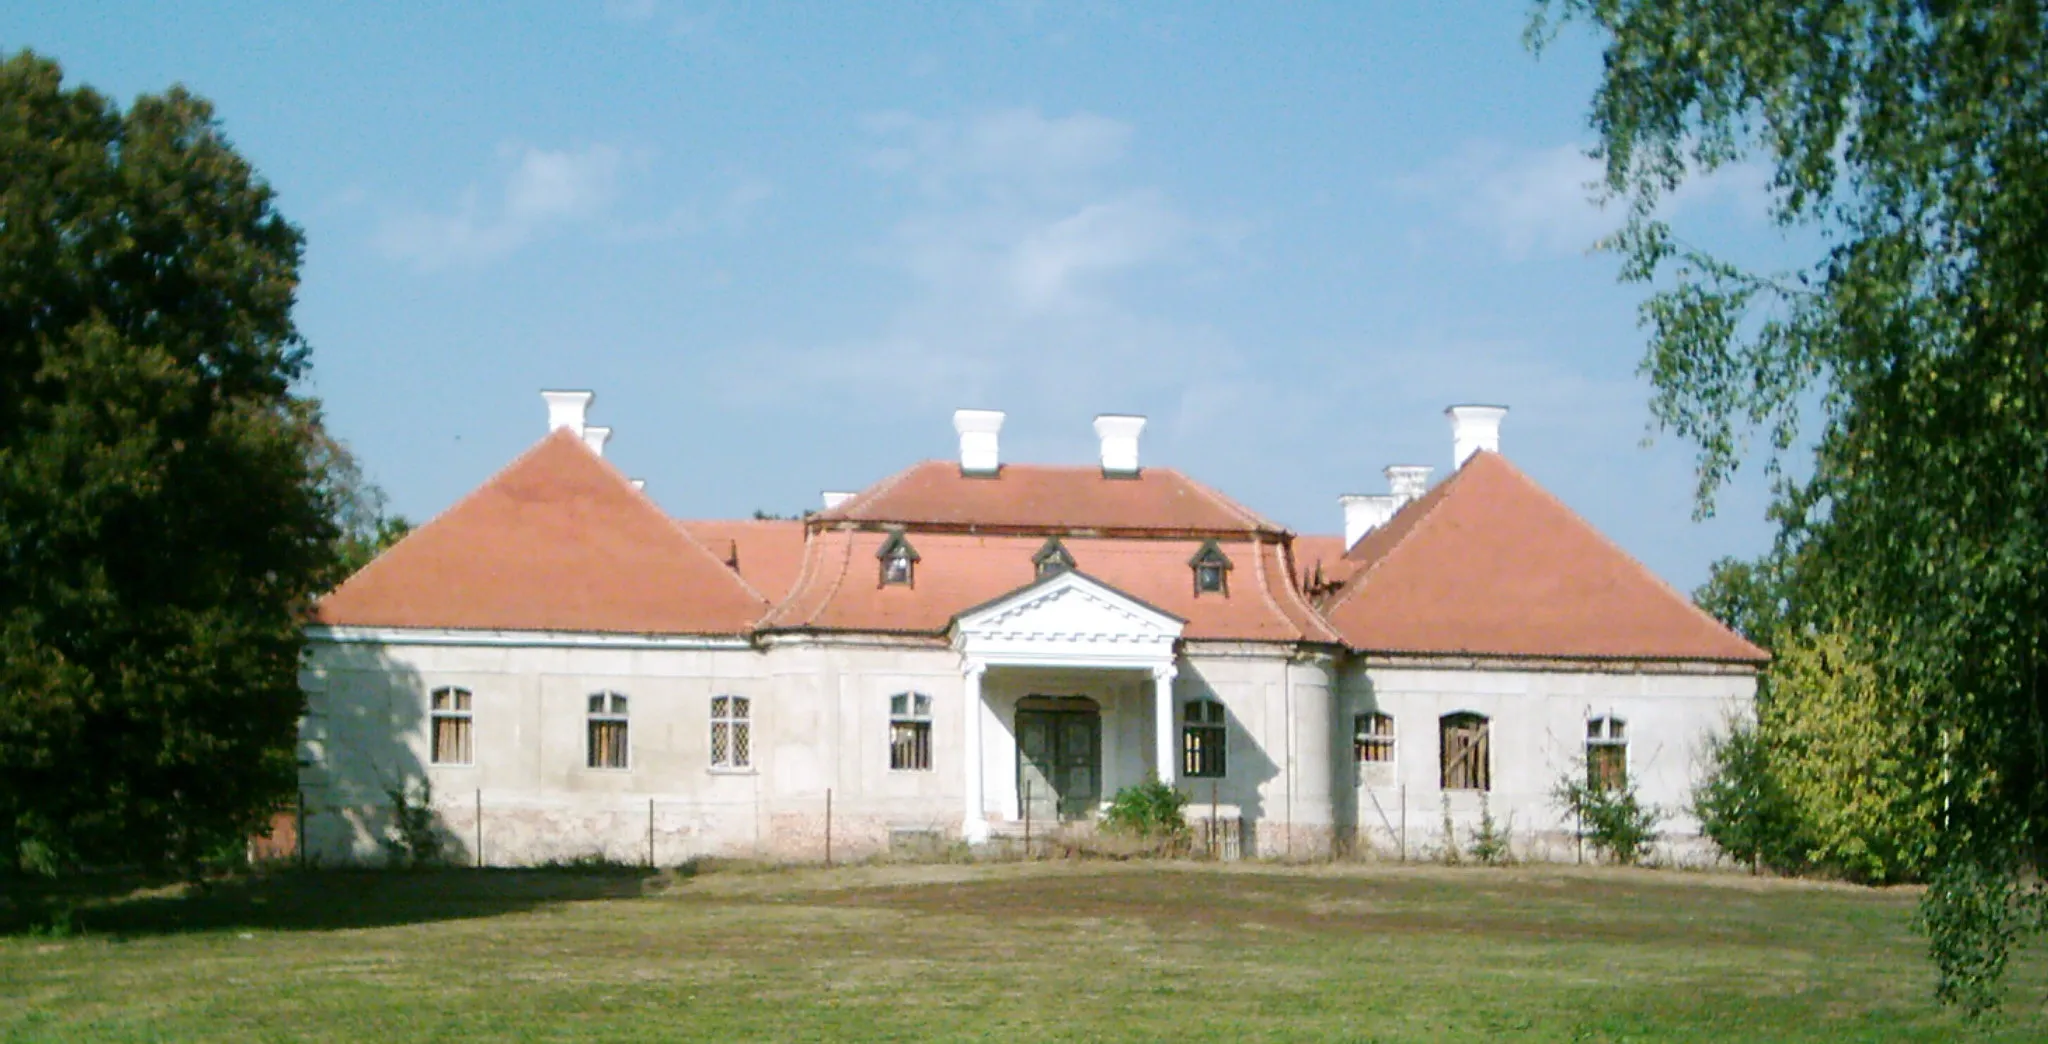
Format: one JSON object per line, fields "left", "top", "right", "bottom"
{"left": 877, "top": 530, "right": 919, "bottom": 587}
{"left": 1189, "top": 540, "right": 1232, "bottom": 595}
{"left": 1032, "top": 536, "right": 1076, "bottom": 579}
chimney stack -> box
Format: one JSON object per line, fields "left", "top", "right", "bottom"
{"left": 1447, "top": 404, "right": 1508, "bottom": 468}
{"left": 1093, "top": 414, "right": 1147, "bottom": 476}
{"left": 581, "top": 425, "right": 612, "bottom": 457}
{"left": 821, "top": 491, "right": 853, "bottom": 511}
{"left": 1386, "top": 465, "right": 1433, "bottom": 505}
{"left": 1339, "top": 494, "right": 1400, "bottom": 550}
{"left": 542, "top": 389, "right": 594, "bottom": 437}
{"left": 953, "top": 409, "right": 1005, "bottom": 476}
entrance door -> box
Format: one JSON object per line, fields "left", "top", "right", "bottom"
{"left": 1016, "top": 702, "right": 1102, "bottom": 822}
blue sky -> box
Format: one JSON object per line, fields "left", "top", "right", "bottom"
{"left": 10, "top": 2, "right": 1798, "bottom": 593}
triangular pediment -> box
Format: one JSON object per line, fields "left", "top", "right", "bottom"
{"left": 952, "top": 570, "right": 1183, "bottom": 666}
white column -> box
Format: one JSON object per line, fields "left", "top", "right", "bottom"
{"left": 1152, "top": 663, "right": 1178, "bottom": 785}
{"left": 962, "top": 659, "right": 990, "bottom": 843}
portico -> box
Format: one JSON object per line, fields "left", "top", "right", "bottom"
{"left": 951, "top": 569, "right": 1185, "bottom": 842}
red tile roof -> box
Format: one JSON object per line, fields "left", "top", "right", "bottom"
{"left": 815, "top": 461, "right": 1285, "bottom": 535}
{"left": 680, "top": 519, "right": 808, "bottom": 604}
{"left": 315, "top": 430, "right": 768, "bottom": 635}
{"left": 761, "top": 531, "right": 1339, "bottom": 642}
{"left": 1319, "top": 451, "right": 1767, "bottom": 662}
{"left": 1290, "top": 534, "right": 1359, "bottom": 599}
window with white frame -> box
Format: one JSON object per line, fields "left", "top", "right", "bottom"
{"left": 1182, "top": 699, "right": 1227, "bottom": 778}
{"left": 1587, "top": 715, "right": 1627, "bottom": 790}
{"left": 711, "top": 695, "right": 752, "bottom": 770}
{"left": 587, "top": 691, "right": 629, "bottom": 769}
{"left": 889, "top": 692, "right": 932, "bottom": 771}
{"left": 1439, "top": 712, "right": 1490, "bottom": 791}
{"left": 1354, "top": 711, "right": 1394, "bottom": 764}
{"left": 430, "top": 686, "right": 473, "bottom": 765}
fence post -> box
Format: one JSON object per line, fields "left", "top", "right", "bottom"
{"left": 474, "top": 788, "right": 483, "bottom": 869}
{"left": 1022, "top": 779, "right": 1031, "bottom": 858}
{"left": 1398, "top": 784, "right": 1407, "bottom": 863}
{"left": 647, "top": 797, "right": 655, "bottom": 869}
{"left": 824, "top": 788, "right": 833, "bottom": 867}
{"left": 297, "top": 789, "right": 307, "bottom": 869}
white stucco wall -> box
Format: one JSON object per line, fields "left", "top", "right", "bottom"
{"left": 298, "top": 633, "right": 1748, "bottom": 867}
{"left": 1334, "top": 660, "right": 1755, "bottom": 865}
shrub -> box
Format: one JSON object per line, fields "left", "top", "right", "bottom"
{"left": 1468, "top": 796, "right": 1514, "bottom": 866}
{"left": 1101, "top": 779, "right": 1189, "bottom": 841}
{"left": 1438, "top": 795, "right": 1461, "bottom": 865}
{"left": 380, "top": 778, "right": 447, "bottom": 869}
{"left": 1553, "top": 763, "right": 1660, "bottom": 866}
{"left": 1692, "top": 720, "right": 1809, "bottom": 874}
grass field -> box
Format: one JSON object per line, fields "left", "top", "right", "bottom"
{"left": 3, "top": 859, "right": 2045, "bottom": 1042}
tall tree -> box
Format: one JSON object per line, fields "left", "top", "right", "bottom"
{"left": 1534, "top": 1, "right": 2048, "bottom": 1010}
{"left": 0, "top": 52, "right": 338, "bottom": 873}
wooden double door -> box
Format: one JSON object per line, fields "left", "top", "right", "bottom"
{"left": 1016, "top": 699, "right": 1102, "bottom": 823}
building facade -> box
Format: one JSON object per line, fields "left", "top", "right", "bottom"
{"left": 300, "top": 392, "right": 1763, "bottom": 865}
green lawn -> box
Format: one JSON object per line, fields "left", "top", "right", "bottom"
{"left": 3, "top": 860, "right": 2044, "bottom": 1041}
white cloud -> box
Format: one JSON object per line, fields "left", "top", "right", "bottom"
{"left": 1406, "top": 142, "right": 1775, "bottom": 261}
{"left": 376, "top": 144, "right": 624, "bottom": 269}
{"left": 725, "top": 108, "right": 1250, "bottom": 429}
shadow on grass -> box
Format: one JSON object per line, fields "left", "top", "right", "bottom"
{"left": 0, "top": 863, "right": 686, "bottom": 939}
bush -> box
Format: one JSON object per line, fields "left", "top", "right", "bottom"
{"left": 1101, "top": 780, "right": 1189, "bottom": 841}
{"left": 381, "top": 779, "right": 447, "bottom": 869}
{"left": 1468, "top": 796, "right": 1514, "bottom": 866}
{"left": 1692, "top": 720, "right": 1808, "bottom": 873}
{"left": 1553, "top": 764, "right": 1660, "bottom": 866}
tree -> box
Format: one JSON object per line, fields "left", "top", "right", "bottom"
{"left": 1533, "top": 1, "right": 2048, "bottom": 1010}
{"left": 0, "top": 52, "right": 340, "bottom": 874}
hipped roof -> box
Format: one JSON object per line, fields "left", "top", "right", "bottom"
{"left": 1319, "top": 451, "right": 1767, "bottom": 663}
{"left": 815, "top": 461, "right": 1285, "bottom": 535}
{"left": 314, "top": 429, "right": 768, "bottom": 635}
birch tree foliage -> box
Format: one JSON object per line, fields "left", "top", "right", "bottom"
{"left": 1531, "top": 1, "right": 2048, "bottom": 1010}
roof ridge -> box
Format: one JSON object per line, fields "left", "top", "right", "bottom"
{"left": 758, "top": 524, "right": 829, "bottom": 627}
{"left": 321, "top": 429, "right": 580, "bottom": 598}
{"left": 622, "top": 464, "right": 773, "bottom": 609}
{"left": 1490, "top": 455, "right": 1768, "bottom": 660}
{"left": 1173, "top": 467, "right": 1286, "bottom": 534}
{"left": 1319, "top": 457, "right": 1475, "bottom": 617}
{"left": 1264, "top": 538, "right": 1343, "bottom": 643}
{"left": 815, "top": 460, "right": 931, "bottom": 522}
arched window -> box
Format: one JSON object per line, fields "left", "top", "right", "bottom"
{"left": 711, "top": 695, "right": 752, "bottom": 770}
{"left": 1587, "top": 715, "right": 1627, "bottom": 790}
{"left": 1439, "top": 712, "right": 1490, "bottom": 791}
{"left": 430, "top": 686, "right": 473, "bottom": 766}
{"left": 587, "top": 691, "right": 629, "bottom": 769}
{"left": 890, "top": 692, "right": 933, "bottom": 771}
{"left": 1354, "top": 712, "right": 1395, "bottom": 764}
{"left": 1182, "top": 699, "right": 1227, "bottom": 778}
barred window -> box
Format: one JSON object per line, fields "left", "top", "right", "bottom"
{"left": 587, "top": 691, "right": 629, "bottom": 770}
{"left": 1587, "top": 716, "right": 1628, "bottom": 790}
{"left": 889, "top": 692, "right": 933, "bottom": 771}
{"left": 1182, "top": 699, "right": 1227, "bottom": 778}
{"left": 1439, "top": 712, "right": 1490, "bottom": 791}
{"left": 1354, "top": 711, "right": 1395, "bottom": 764}
{"left": 430, "top": 686, "right": 473, "bottom": 766}
{"left": 712, "top": 695, "right": 752, "bottom": 770}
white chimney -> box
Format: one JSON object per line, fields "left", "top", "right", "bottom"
{"left": 1447, "top": 404, "right": 1508, "bottom": 468}
{"left": 630, "top": 478, "right": 645, "bottom": 491}
{"left": 1386, "top": 465, "right": 1433, "bottom": 505}
{"left": 953, "top": 409, "right": 1005, "bottom": 475}
{"left": 821, "top": 491, "right": 854, "bottom": 511}
{"left": 1093, "top": 414, "right": 1147, "bottom": 476}
{"left": 1339, "top": 494, "right": 1400, "bottom": 550}
{"left": 581, "top": 425, "right": 612, "bottom": 457}
{"left": 542, "top": 389, "right": 594, "bottom": 436}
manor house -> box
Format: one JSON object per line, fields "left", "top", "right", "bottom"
{"left": 299, "top": 392, "right": 1763, "bottom": 864}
